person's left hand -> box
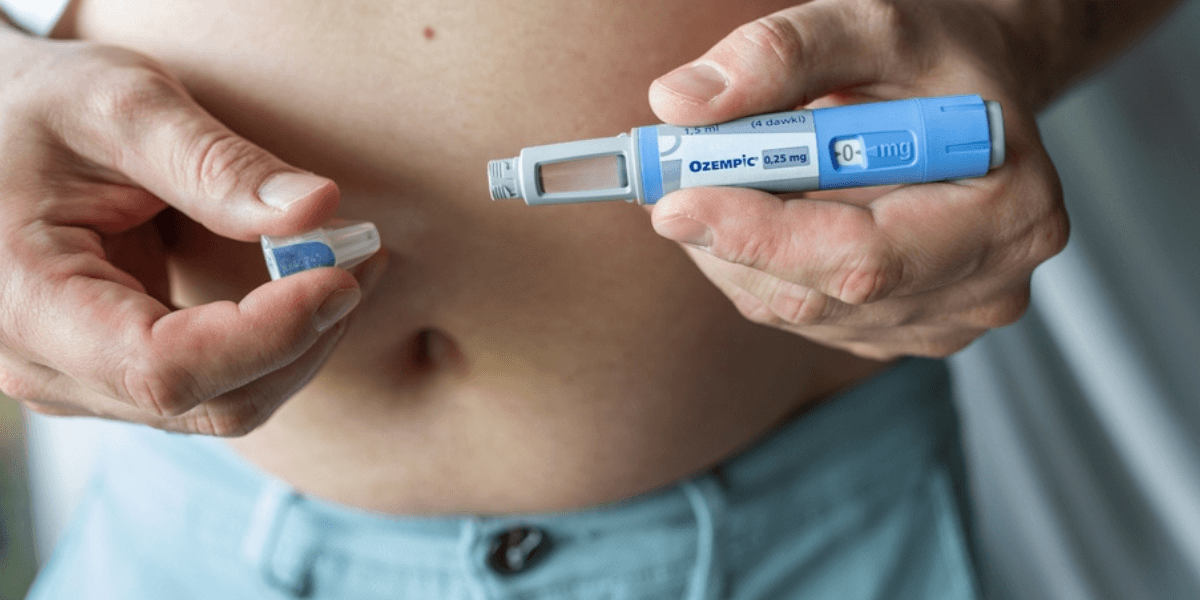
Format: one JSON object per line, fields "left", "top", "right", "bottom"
{"left": 647, "top": 0, "right": 1068, "bottom": 360}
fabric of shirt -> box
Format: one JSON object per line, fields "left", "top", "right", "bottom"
{"left": 0, "top": 0, "right": 68, "bottom": 34}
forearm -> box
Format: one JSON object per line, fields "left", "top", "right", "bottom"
{"left": 983, "top": 0, "right": 1185, "bottom": 109}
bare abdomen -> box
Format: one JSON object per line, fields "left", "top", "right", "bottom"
{"left": 68, "top": 0, "right": 879, "bottom": 513}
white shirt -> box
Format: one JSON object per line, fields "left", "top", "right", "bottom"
{"left": 0, "top": 0, "right": 68, "bottom": 35}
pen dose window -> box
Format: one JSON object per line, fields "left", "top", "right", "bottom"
{"left": 538, "top": 155, "right": 627, "bottom": 194}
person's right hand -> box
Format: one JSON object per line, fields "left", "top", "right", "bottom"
{"left": 0, "top": 28, "right": 381, "bottom": 435}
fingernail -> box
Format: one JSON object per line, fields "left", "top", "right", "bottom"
{"left": 258, "top": 172, "right": 328, "bottom": 210}
{"left": 655, "top": 216, "right": 713, "bottom": 250}
{"left": 655, "top": 62, "right": 729, "bottom": 104}
{"left": 314, "top": 288, "right": 361, "bottom": 333}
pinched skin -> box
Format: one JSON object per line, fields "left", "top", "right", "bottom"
{"left": 68, "top": 0, "right": 882, "bottom": 514}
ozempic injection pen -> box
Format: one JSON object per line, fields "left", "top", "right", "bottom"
{"left": 487, "top": 95, "right": 1004, "bottom": 205}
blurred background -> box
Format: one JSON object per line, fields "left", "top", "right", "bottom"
{"left": 951, "top": 2, "right": 1200, "bottom": 597}
{"left": 0, "top": 401, "right": 36, "bottom": 599}
{"left": 1, "top": 2, "right": 1198, "bottom": 599}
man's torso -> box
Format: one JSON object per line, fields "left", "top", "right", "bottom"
{"left": 67, "top": 0, "right": 883, "bottom": 514}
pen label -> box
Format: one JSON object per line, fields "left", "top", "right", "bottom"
{"left": 658, "top": 131, "right": 819, "bottom": 193}
{"left": 659, "top": 109, "right": 815, "bottom": 136}
{"left": 762, "top": 146, "right": 810, "bottom": 169}
{"left": 689, "top": 155, "right": 759, "bottom": 172}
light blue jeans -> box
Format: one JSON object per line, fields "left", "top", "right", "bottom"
{"left": 27, "top": 358, "right": 978, "bottom": 599}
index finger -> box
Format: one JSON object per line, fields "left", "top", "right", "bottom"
{"left": 651, "top": 157, "right": 1060, "bottom": 305}
{"left": 31, "top": 262, "right": 359, "bottom": 417}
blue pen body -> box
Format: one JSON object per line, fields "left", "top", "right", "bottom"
{"left": 487, "top": 95, "right": 1003, "bottom": 206}
{"left": 635, "top": 95, "right": 1000, "bottom": 204}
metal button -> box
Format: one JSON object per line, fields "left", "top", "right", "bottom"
{"left": 486, "top": 526, "right": 552, "bottom": 575}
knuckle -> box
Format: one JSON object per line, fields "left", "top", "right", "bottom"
{"left": 120, "top": 354, "right": 204, "bottom": 417}
{"left": 737, "top": 14, "right": 809, "bottom": 75}
{"left": 856, "top": 0, "right": 923, "bottom": 55}
{"left": 88, "top": 67, "right": 179, "bottom": 127}
{"left": 727, "top": 233, "right": 766, "bottom": 268}
{"left": 726, "top": 228, "right": 788, "bottom": 274}
{"left": 843, "top": 0, "right": 931, "bottom": 77}
{"left": 854, "top": 0, "right": 907, "bottom": 43}
{"left": 732, "top": 292, "right": 784, "bottom": 327}
{"left": 977, "top": 287, "right": 1032, "bottom": 328}
{"left": 834, "top": 250, "right": 899, "bottom": 305}
{"left": 185, "top": 130, "right": 270, "bottom": 202}
{"left": 1036, "top": 205, "right": 1071, "bottom": 261}
{"left": 1011, "top": 165, "right": 1069, "bottom": 266}
{"left": 185, "top": 403, "right": 266, "bottom": 438}
{"left": 182, "top": 391, "right": 281, "bottom": 437}
{"left": 79, "top": 66, "right": 182, "bottom": 166}
{"left": 766, "top": 283, "right": 831, "bottom": 326}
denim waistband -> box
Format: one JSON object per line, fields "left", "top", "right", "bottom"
{"left": 93, "top": 357, "right": 956, "bottom": 599}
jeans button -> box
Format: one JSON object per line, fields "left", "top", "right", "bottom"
{"left": 486, "top": 526, "right": 552, "bottom": 575}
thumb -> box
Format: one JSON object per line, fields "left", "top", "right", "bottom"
{"left": 649, "top": 0, "right": 895, "bottom": 126}
{"left": 80, "top": 69, "right": 338, "bottom": 242}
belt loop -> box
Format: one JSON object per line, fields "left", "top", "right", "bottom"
{"left": 682, "top": 473, "right": 728, "bottom": 600}
{"left": 457, "top": 518, "right": 490, "bottom": 600}
{"left": 242, "top": 479, "right": 320, "bottom": 596}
